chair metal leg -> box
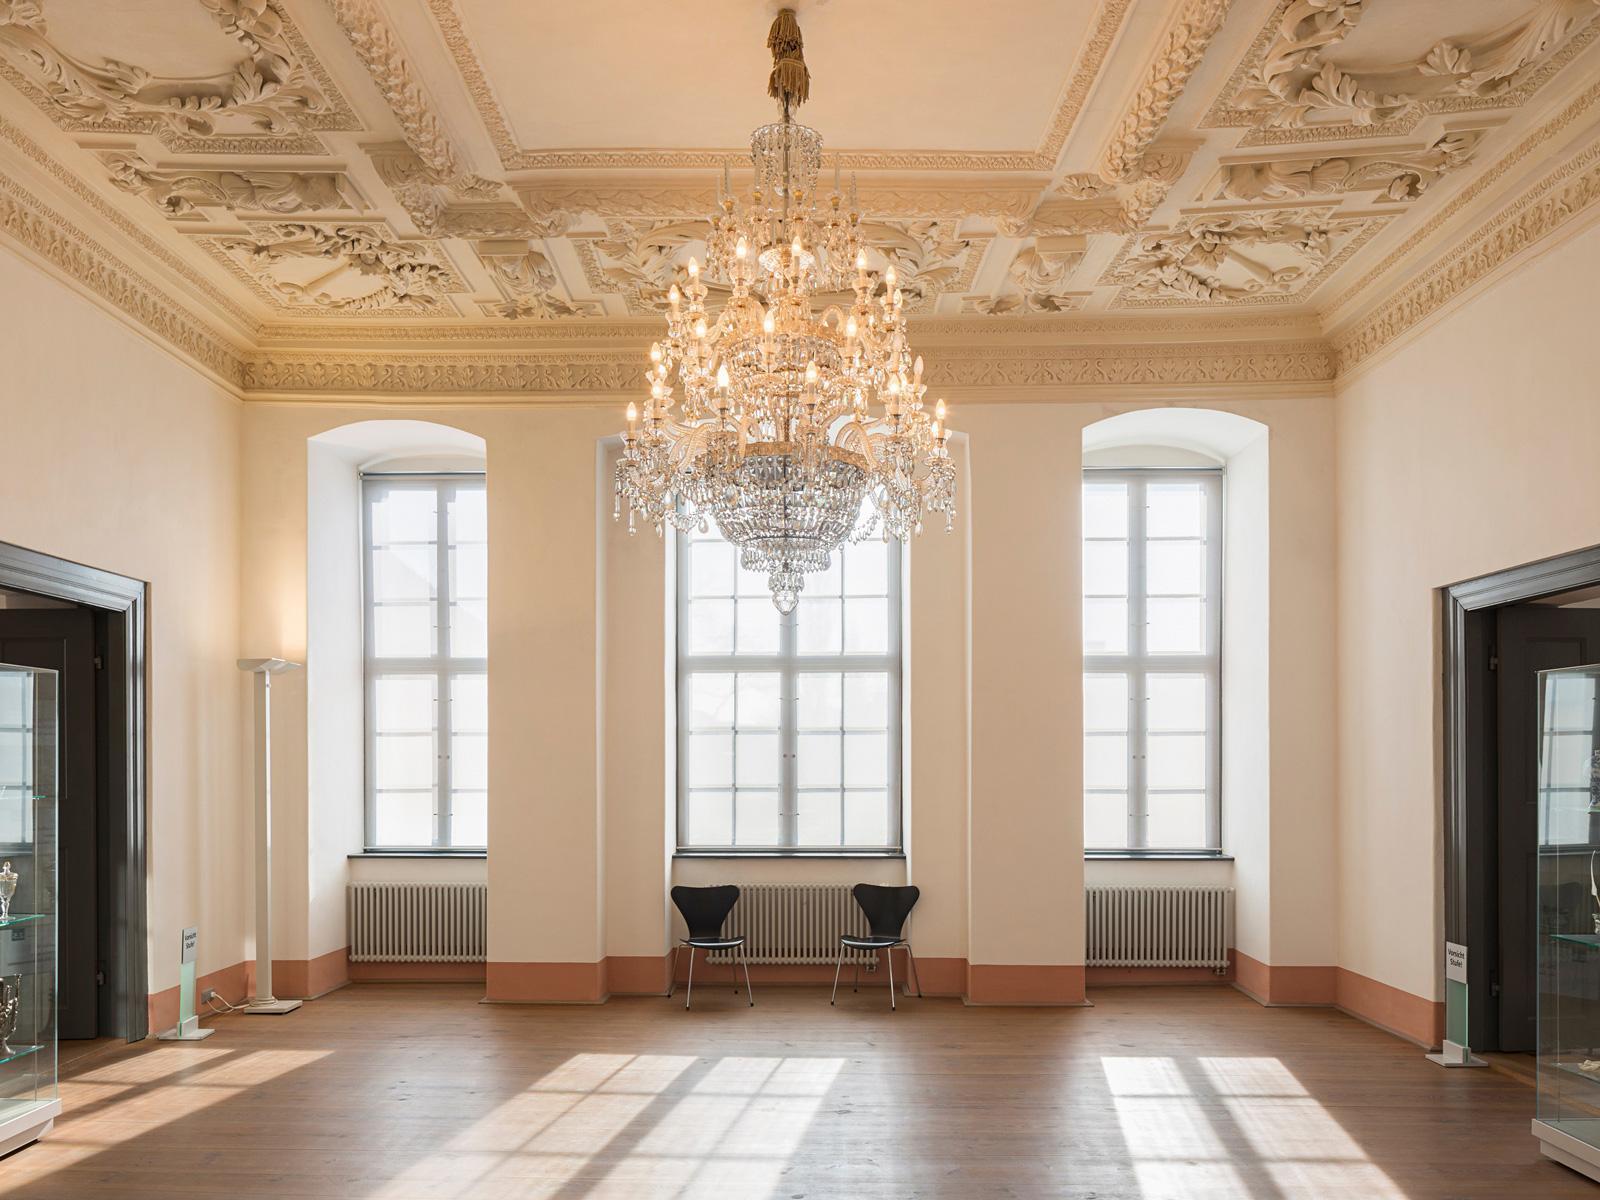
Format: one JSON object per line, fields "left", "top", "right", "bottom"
{"left": 731, "top": 949, "right": 739, "bottom": 995}
{"left": 830, "top": 943, "right": 845, "bottom": 1005}
{"left": 684, "top": 946, "right": 695, "bottom": 1010}
{"left": 887, "top": 948, "right": 896, "bottom": 1011}
{"left": 905, "top": 942, "right": 923, "bottom": 998}
{"left": 853, "top": 956, "right": 860, "bottom": 993}
{"left": 666, "top": 945, "right": 680, "bottom": 999}
{"left": 741, "top": 945, "right": 754, "bottom": 1007}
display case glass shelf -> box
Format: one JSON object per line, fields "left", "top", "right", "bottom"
{"left": 0, "top": 663, "right": 60, "bottom": 1155}
{"left": 1535, "top": 663, "right": 1600, "bottom": 1181}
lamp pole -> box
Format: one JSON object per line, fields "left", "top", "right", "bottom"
{"left": 238, "top": 657, "right": 303, "bottom": 1015}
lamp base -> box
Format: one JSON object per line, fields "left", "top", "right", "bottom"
{"left": 242, "top": 997, "right": 302, "bottom": 1015}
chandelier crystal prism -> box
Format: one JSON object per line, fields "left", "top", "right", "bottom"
{"left": 614, "top": 7, "right": 957, "bottom": 613}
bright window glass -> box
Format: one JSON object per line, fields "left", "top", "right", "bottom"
{"left": 364, "top": 475, "right": 487, "bottom": 849}
{"left": 678, "top": 504, "right": 901, "bottom": 851}
{"left": 1082, "top": 471, "right": 1222, "bottom": 852}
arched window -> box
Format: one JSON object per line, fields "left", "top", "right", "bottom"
{"left": 1081, "top": 409, "right": 1265, "bottom": 855}
{"left": 310, "top": 421, "right": 487, "bottom": 851}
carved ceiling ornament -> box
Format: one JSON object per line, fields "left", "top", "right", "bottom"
{"left": 1098, "top": 0, "right": 1232, "bottom": 183}
{"left": 576, "top": 215, "right": 986, "bottom": 316}
{"left": 1216, "top": 130, "right": 1485, "bottom": 203}
{"left": 973, "top": 236, "right": 1088, "bottom": 315}
{"left": 1102, "top": 207, "right": 1387, "bottom": 306}
{"left": 100, "top": 150, "right": 364, "bottom": 220}
{"left": 207, "top": 220, "right": 466, "bottom": 314}
{"left": 474, "top": 239, "right": 598, "bottom": 320}
{"left": 1207, "top": 0, "right": 1600, "bottom": 143}
{"left": 0, "top": 0, "right": 355, "bottom": 152}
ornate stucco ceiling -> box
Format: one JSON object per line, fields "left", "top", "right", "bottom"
{"left": 1, "top": 0, "right": 1599, "bottom": 386}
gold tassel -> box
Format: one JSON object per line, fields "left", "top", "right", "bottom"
{"left": 767, "top": 7, "right": 810, "bottom": 110}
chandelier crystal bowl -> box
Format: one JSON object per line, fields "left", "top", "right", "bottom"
{"left": 614, "top": 8, "right": 958, "bottom": 612}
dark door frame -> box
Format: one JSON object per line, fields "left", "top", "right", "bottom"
{"left": 1443, "top": 542, "right": 1600, "bottom": 1049}
{"left": 0, "top": 540, "right": 147, "bottom": 1042}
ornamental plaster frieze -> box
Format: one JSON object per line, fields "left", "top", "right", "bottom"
{"left": 0, "top": 170, "right": 247, "bottom": 386}
{"left": 423, "top": 0, "right": 1133, "bottom": 173}
{"left": 0, "top": 0, "right": 358, "bottom": 154}
{"left": 1332, "top": 133, "right": 1600, "bottom": 376}
{"left": 1204, "top": 0, "right": 1600, "bottom": 147}
{"left": 238, "top": 338, "right": 1335, "bottom": 400}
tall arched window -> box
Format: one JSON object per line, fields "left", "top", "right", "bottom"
{"left": 1081, "top": 409, "right": 1265, "bottom": 855}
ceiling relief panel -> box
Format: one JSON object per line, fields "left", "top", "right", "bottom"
{"left": 0, "top": 0, "right": 1597, "bottom": 355}
{"left": 1099, "top": 207, "right": 1392, "bottom": 307}
{"left": 201, "top": 220, "right": 467, "bottom": 314}
{"left": 0, "top": 0, "right": 357, "bottom": 153}
{"left": 99, "top": 150, "right": 367, "bottom": 220}
{"left": 1205, "top": 0, "right": 1600, "bottom": 145}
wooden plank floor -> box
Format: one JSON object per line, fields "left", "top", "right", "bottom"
{"left": 0, "top": 983, "right": 1590, "bottom": 1199}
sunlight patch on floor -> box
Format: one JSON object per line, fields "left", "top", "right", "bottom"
{"left": 367, "top": 1052, "right": 846, "bottom": 1200}
{"left": 1103, "top": 1055, "right": 1410, "bottom": 1199}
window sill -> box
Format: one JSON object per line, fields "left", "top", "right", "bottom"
{"left": 350, "top": 851, "right": 487, "bottom": 860}
{"left": 1084, "top": 851, "right": 1234, "bottom": 861}
{"left": 673, "top": 850, "right": 906, "bottom": 860}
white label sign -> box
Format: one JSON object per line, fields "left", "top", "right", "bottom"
{"left": 1445, "top": 941, "right": 1467, "bottom": 984}
{"left": 181, "top": 926, "right": 198, "bottom": 965}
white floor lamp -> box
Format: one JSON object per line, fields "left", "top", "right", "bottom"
{"left": 238, "top": 657, "right": 303, "bottom": 1015}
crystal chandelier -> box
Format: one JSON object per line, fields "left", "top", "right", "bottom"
{"left": 614, "top": 8, "right": 957, "bottom": 612}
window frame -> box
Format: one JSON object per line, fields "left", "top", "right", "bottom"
{"left": 674, "top": 526, "right": 904, "bottom": 855}
{"left": 361, "top": 471, "right": 487, "bottom": 852}
{"left": 1082, "top": 467, "right": 1224, "bottom": 855}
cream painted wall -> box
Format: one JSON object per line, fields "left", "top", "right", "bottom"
{"left": 241, "top": 392, "right": 1335, "bottom": 989}
{"left": 1335, "top": 216, "right": 1600, "bottom": 1002}
{"left": 0, "top": 248, "right": 246, "bottom": 998}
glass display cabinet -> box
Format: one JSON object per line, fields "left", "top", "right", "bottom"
{"left": 1535, "top": 663, "right": 1600, "bottom": 1181}
{"left": 0, "top": 663, "right": 60, "bottom": 1155}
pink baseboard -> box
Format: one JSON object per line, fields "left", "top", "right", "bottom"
{"left": 966, "top": 963, "right": 1087, "bottom": 1005}
{"left": 273, "top": 947, "right": 351, "bottom": 1000}
{"left": 1087, "top": 963, "right": 1235, "bottom": 986}
{"left": 1233, "top": 950, "right": 1337, "bottom": 1005}
{"left": 1334, "top": 966, "right": 1445, "bottom": 1048}
{"left": 487, "top": 960, "right": 607, "bottom": 1003}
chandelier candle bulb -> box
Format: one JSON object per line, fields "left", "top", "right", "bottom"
{"left": 613, "top": 5, "right": 958, "bottom": 612}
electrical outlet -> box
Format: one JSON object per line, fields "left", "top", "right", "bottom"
{"left": 201, "top": 988, "right": 216, "bottom": 1002}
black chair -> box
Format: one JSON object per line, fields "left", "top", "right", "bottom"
{"left": 668, "top": 885, "right": 753, "bottom": 1010}
{"left": 832, "top": 883, "right": 922, "bottom": 1010}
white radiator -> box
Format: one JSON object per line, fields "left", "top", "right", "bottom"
{"left": 699, "top": 884, "right": 877, "bottom": 964}
{"left": 1086, "top": 885, "right": 1232, "bottom": 968}
{"left": 348, "top": 882, "right": 487, "bottom": 963}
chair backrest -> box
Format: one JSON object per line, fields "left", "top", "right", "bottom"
{"left": 670, "top": 885, "right": 741, "bottom": 939}
{"left": 852, "top": 883, "right": 920, "bottom": 940}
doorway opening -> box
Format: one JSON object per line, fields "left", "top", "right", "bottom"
{"left": 1444, "top": 545, "right": 1600, "bottom": 1054}
{"left": 0, "top": 543, "right": 147, "bottom": 1042}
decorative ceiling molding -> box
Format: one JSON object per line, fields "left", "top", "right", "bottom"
{"left": 1211, "top": 131, "right": 1485, "bottom": 204}
{"left": 970, "top": 236, "right": 1088, "bottom": 315}
{"left": 202, "top": 219, "right": 467, "bottom": 314}
{"left": 0, "top": 170, "right": 246, "bottom": 385}
{"left": 1099, "top": 0, "right": 1232, "bottom": 183}
{"left": 1332, "top": 131, "right": 1600, "bottom": 376}
{"left": 1205, "top": 0, "right": 1600, "bottom": 146}
{"left": 1101, "top": 207, "right": 1391, "bottom": 306}
{"left": 240, "top": 336, "right": 1335, "bottom": 399}
{"left": 324, "top": 0, "right": 462, "bottom": 177}
{"left": 1322, "top": 74, "right": 1600, "bottom": 320}
{"left": 100, "top": 150, "right": 367, "bottom": 220}
{"left": 0, "top": 113, "right": 259, "bottom": 332}
{"left": 0, "top": 0, "right": 357, "bottom": 154}
{"left": 473, "top": 239, "right": 599, "bottom": 319}
{"left": 426, "top": 0, "right": 1134, "bottom": 173}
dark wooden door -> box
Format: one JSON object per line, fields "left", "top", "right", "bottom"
{"left": 0, "top": 607, "right": 98, "bottom": 1039}
{"left": 1495, "top": 605, "right": 1600, "bottom": 1052}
